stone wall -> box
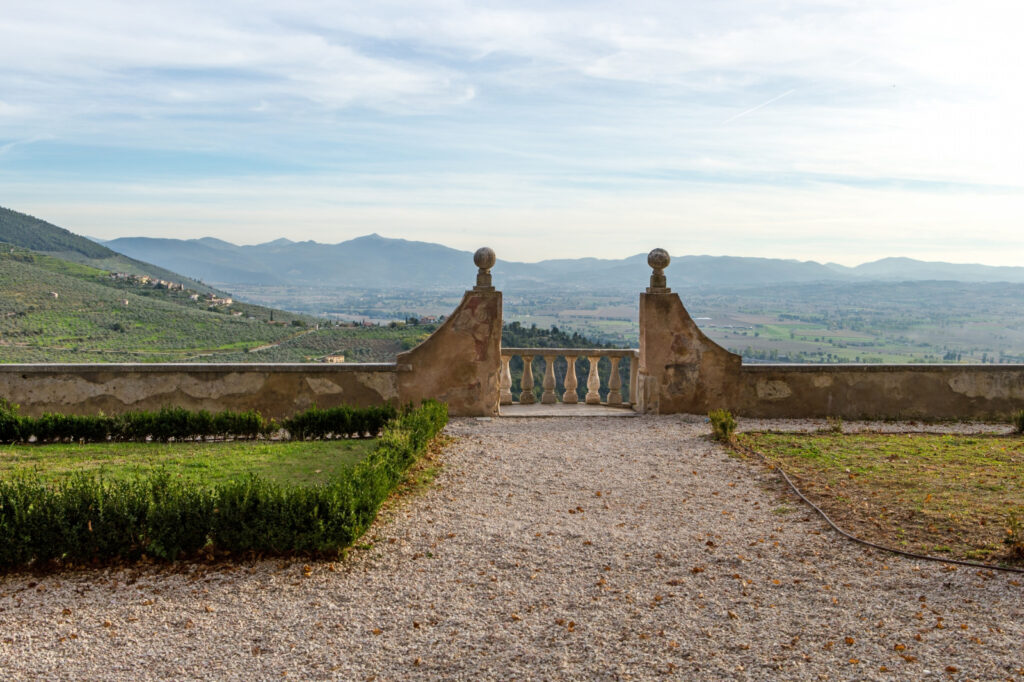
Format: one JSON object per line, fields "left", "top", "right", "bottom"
{"left": 0, "top": 363, "right": 402, "bottom": 419}
{"left": 0, "top": 249, "right": 505, "bottom": 419}
{"left": 637, "top": 290, "right": 1024, "bottom": 420}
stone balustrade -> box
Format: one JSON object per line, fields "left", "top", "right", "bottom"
{"left": 499, "top": 348, "right": 638, "bottom": 407}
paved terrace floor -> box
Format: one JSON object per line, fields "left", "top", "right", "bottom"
{"left": 1, "top": 416, "right": 1021, "bottom": 680}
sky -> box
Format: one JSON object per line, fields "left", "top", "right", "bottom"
{"left": 1, "top": 0, "right": 1022, "bottom": 266}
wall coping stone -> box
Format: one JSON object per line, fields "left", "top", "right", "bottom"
{"left": 0, "top": 363, "right": 410, "bottom": 373}
{"left": 740, "top": 363, "right": 1024, "bottom": 373}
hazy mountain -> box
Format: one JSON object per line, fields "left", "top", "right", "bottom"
{"left": 846, "top": 257, "right": 1024, "bottom": 283}
{"left": 102, "top": 232, "right": 1024, "bottom": 290}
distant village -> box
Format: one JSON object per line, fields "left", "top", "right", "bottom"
{"left": 108, "top": 272, "right": 233, "bottom": 306}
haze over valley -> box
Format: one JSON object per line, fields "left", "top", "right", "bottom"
{"left": 3, "top": 206, "right": 1023, "bottom": 365}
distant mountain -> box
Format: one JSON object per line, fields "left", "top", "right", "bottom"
{"left": 845, "top": 257, "right": 1024, "bottom": 283}
{"left": 0, "top": 207, "right": 217, "bottom": 293}
{"left": 102, "top": 232, "right": 1024, "bottom": 290}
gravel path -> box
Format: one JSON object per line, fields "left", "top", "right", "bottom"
{"left": 2, "top": 416, "right": 1022, "bottom": 680}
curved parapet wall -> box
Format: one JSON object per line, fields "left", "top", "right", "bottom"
{"left": 634, "top": 247, "right": 1024, "bottom": 419}
{"left": 637, "top": 291, "right": 741, "bottom": 414}
{"left": 396, "top": 288, "right": 502, "bottom": 417}
{"left": 0, "top": 363, "right": 402, "bottom": 419}
{"left": 0, "top": 248, "right": 504, "bottom": 420}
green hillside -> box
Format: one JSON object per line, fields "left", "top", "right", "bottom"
{"left": 0, "top": 206, "right": 217, "bottom": 293}
{"left": 0, "top": 248, "right": 315, "bottom": 362}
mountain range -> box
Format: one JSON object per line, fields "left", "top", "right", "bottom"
{"left": 102, "top": 234, "right": 1024, "bottom": 290}
{"left": 5, "top": 204, "right": 1022, "bottom": 291}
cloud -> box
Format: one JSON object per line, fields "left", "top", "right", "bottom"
{"left": 0, "top": 0, "right": 1021, "bottom": 266}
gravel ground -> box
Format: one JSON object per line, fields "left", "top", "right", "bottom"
{"left": 1, "top": 415, "right": 1022, "bottom": 681}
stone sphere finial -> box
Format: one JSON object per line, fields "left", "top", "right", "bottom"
{"left": 648, "top": 248, "right": 670, "bottom": 271}
{"left": 473, "top": 247, "right": 496, "bottom": 291}
{"left": 647, "top": 248, "right": 671, "bottom": 293}
{"left": 474, "top": 247, "right": 496, "bottom": 271}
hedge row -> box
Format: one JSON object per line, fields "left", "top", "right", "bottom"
{"left": 281, "top": 404, "right": 396, "bottom": 440}
{"left": 0, "top": 400, "right": 448, "bottom": 569}
{"left": 0, "top": 400, "right": 397, "bottom": 443}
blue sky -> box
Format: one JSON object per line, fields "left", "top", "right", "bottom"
{"left": 1, "top": 0, "right": 1022, "bottom": 265}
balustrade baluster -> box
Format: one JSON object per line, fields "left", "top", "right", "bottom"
{"left": 541, "top": 355, "right": 557, "bottom": 404}
{"left": 562, "top": 355, "right": 578, "bottom": 403}
{"left": 607, "top": 356, "right": 622, "bottom": 405}
{"left": 585, "top": 356, "right": 601, "bottom": 404}
{"left": 519, "top": 354, "right": 536, "bottom": 404}
{"left": 499, "top": 355, "right": 513, "bottom": 405}
{"left": 629, "top": 352, "right": 638, "bottom": 406}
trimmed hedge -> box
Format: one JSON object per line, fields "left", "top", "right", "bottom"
{"left": 0, "top": 399, "right": 396, "bottom": 443}
{"left": 0, "top": 400, "right": 448, "bottom": 569}
{"left": 280, "top": 404, "right": 397, "bottom": 440}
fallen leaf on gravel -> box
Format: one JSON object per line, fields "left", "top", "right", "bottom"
{"left": 62, "top": 608, "right": 72, "bottom": 616}
{"left": 691, "top": 566, "right": 705, "bottom": 574}
{"left": 204, "top": 605, "right": 214, "bottom": 613}
{"left": 849, "top": 658, "right": 860, "bottom": 664}
{"left": 901, "top": 654, "right": 917, "bottom": 662}
{"left": 510, "top": 614, "right": 521, "bottom": 621}
{"left": 845, "top": 636, "right": 855, "bottom": 645}
{"left": 728, "top": 611, "right": 738, "bottom": 619}
{"left": 894, "top": 643, "right": 905, "bottom": 651}
{"left": 823, "top": 641, "right": 834, "bottom": 650}
{"left": 945, "top": 666, "right": 958, "bottom": 673}
{"left": 914, "top": 634, "right": 922, "bottom": 641}
{"left": 103, "top": 620, "right": 112, "bottom": 628}
{"left": 414, "top": 658, "right": 422, "bottom": 666}
{"left": 372, "top": 628, "right": 382, "bottom": 635}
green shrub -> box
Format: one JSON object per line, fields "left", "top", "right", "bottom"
{"left": 1012, "top": 410, "right": 1024, "bottom": 434}
{"left": 282, "top": 404, "right": 396, "bottom": 440}
{"left": 708, "top": 409, "right": 737, "bottom": 443}
{"left": 1005, "top": 513, "right": 1024, "bottom": 560}
{"left": 0, "top": 399, "right": 26, "bottom": 443}
{"left": 0, "top": 400, "right": 448, "bottom": 570}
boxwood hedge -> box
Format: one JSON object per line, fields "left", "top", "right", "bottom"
{"left": 0, "top": 400, "right": 448, "bottom": 569}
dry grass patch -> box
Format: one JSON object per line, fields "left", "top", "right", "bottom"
{"left": 736, "top": 432, "right": 1024, "bottom": 565}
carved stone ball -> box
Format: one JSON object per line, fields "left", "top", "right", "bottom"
{"left": 474, "top": 246, "right": 496, "bottom": 270}
{"left": 648, "top": 248, "right": 670, "bottom": 271}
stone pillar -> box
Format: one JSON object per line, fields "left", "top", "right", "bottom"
{"left": 397, "top": 248, "right": 503, "bottom": 416}
{"left": 637, "top": 249, "right": 741, "bottom": 415}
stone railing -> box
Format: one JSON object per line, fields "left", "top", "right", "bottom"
{"left": 500, "top": 348, "right": 638, "bottom": 407}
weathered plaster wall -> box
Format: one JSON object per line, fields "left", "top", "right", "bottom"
{"left": 0, "top": 289, "right": 504, "bottom": 419}
{"left": 397, "top": 289, "right": 502, "bottom": 417}
{"left": 0, "top": 364, "right": 401, "bottom": 419}
{"left": 637, "top": 291, "right": 1024, "bottom": 419}
{"left": 730, "top": 364, "right": 1024, "bottom": 419}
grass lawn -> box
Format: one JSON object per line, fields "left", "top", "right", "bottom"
{"left": 0, "top": 439, "right": 376, "bottom": 487}
{"left": 736, "top": 432, "right": 1024, "bottom": 565}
